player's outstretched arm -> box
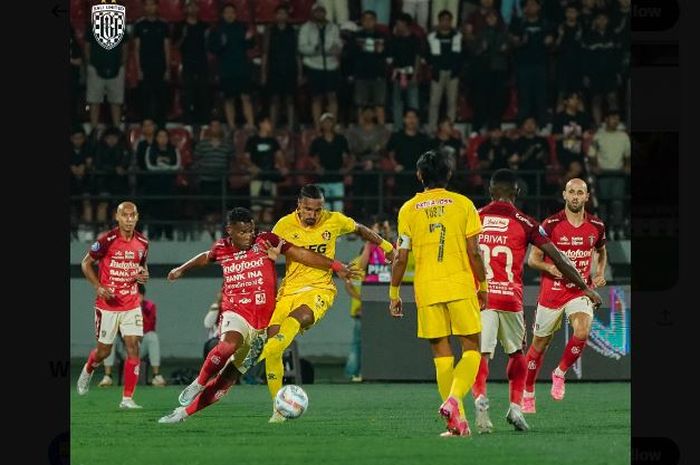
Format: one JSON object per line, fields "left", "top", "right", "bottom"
{"left": 527, "top": 246, "right": 562, "bottom": 277}
{"left": 388, "top": 248, "right": 409, "bottom": 318}
{"left": 283, "top": 246, "right": 359, "bottom": 281}
{"left": 539, "top": 243, "right": 603, "bottom": 307}
{"left": 466, "top": 235, "right": 488, "bottom": 309}
{"left": 353, "top": 222, "right": 396, "bottom": 263}
{"left": 168, "top": 252, "right": 211, "bottom": 281}
{"left": 81, "top": 253, "right": 114, "bottom": 300}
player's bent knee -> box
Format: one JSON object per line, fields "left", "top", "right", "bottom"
{"left": 290, "top": 306, "right": 315, "bottom": 328}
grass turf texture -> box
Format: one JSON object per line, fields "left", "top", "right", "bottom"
{"left": 72, "top": 382, "right": 629, "bottom": 465}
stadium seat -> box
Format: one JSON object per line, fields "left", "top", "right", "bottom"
{"left": 289, "top": 0, "right": 314, "bottom": 24}
{"left": 232, "top": 0, "right": 252, "bottom": 23}
{"left": 123, "top": 0, "right": 145, "bottom": 23}
{"left": 255, "top": 0, "right": 282, "bottom": 23}
{"left": 158, "top": 0, "right": 185, "bottom": 22}
{"left": 197, "top": 0, "right": 220, "bottom": 23}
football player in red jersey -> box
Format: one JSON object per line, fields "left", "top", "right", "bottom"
{"left": 472, "top": 170, "right": 602, "bottom": 432}
{"left": 158, "top": 207, "right": 357, "bottom": 423}
{"left": 523, "top": 178, "right": 607, "bottom": 413}
{"left": 76, "top": 202, "right": 150, "bottom": 409}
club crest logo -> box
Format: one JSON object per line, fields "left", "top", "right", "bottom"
{"left": 322, "top": 230, "right": 331, "bottom": 241}
{"left": 92, "top": 1, "right": 126, "bottom": 50}
{"left": 588, "top": 235, "right": 596, "bottom": 246}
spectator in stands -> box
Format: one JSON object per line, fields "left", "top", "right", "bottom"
{"left": 612, "top": 0, "right": 631, "bottom": 80}
{"left": 262, "top": 4, "right": 301, "bottom": 129}
{"left": 509, "top": 0, "right": 554, "bottom": 126}
{"left": 583, "top": 11, "right": 621, "bottom": 126}
{"left": 144, "top": 128, "right": 182, "bottom": 240}
{"left": 465, "top": 0, "right": 504, "bottom": 38}
{"left": 427, "top": 10, "right": 462, "bottom": 131}
{"left": 555, "top": 3, "right": 584, "bottom": 108}
{"left": 478, "top": 124, "right": 518, "bottom": 171}
{"left": 203, "top": 292, "right": 223, "bottom": 359}
{"left": 243, "top": 115, "right": 288, "bottom": 224}
{"left": 93, "top": 127, "right": 131, "bottom": 228}
{"left": 134, "top": 0, "right": 171, "bottom": 128}
{"left": 350, "top": 10, "right": 388, "bottom": 125}
{"left": 578, "top": 0, "right": 596, "bottom": 32}
{"left": 361, "top": 1, "right": 391, "bottom": 25}
{"left": 431, "top": 116, "right": 463, "bottom": 161}
{"left": 319, "top": 0, "right": 349, "bottom": 24}
{"left": 191, "top": 120, "right": 234, "bottom": 230}
{"left": 174, "top": 0, "right": 211, "bottom": 125}
{"left": 387, "top": 108, "right": 432, "bottom": 201}
{"left": 344, "top": 107, "right": 389, "bottom": 214}
{"left": 309, "top": 113, "right": 354, "bottom": 212}
{"left": 85, "top": 15, "right": 127, "bottom": 130}
{"left": 299, "top": 3, "right": 343, "bottom": 128}
{"left": 431, "top": 0, "right": 460, "bottom": 28}
{"left": 71, "top": 126, "right": 93, "bottom": 237}
{"left": 469, "top": 8, "right": 510, "bottom": 134}
{"left": 388, "top": 13, "right": 421, "bottom": 131}
{"left": 134, "top": 118, "right": 157, "bottom": 172}
{"left": 208, "top": 3, "right": 255, "bottom": 131}
{"left": 589, "top": 110, "right": 630, "bottom": 239}
{"left": 100, "top": 285, "right": 166, "bottom": 387}
{"left": 501, "top": 0, "right": 523, "bottom": 26}
{"left": 70, "top": 26, "right": 82, "bottom": 125}
{"left": 512, "top": 116, "right": 550, "bottom": 194}
{"left": 401, "top": 0, "right": 430, "bottom": 30}
{"left": 552, "top": 91, "right": 594, "bottom": 182}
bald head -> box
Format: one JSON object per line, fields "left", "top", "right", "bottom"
{"left": 563, "top": 178, "right": 589, "bottom": 213}
{"left": 116, "top": 202, "right": 139, "bottom": 234}
{"left": 117, "top": 201, "right": 138, "bottom": 214}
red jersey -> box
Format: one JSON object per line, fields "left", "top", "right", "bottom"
{"left": 537, "top": 210, "right": 606, "bottom": 308}
{"left": 141, "top": 299, "right": 156, "bottom": 333}
{"left": 89, "top": 228, "right": 149, "bottom": 312}
{"left": 207, "top": 232, "right": 292, "bottom": 330}
{"left": 478, "top": 201, "right": 550, "bottom": 312}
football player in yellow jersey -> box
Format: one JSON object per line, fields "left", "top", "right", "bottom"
{"left": 389, "top": 149, "right": 488, "bottom": 437}
{"left": 259, "top": 185, "right": 396, "bottom": 422}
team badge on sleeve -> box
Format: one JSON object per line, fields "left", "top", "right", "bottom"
{"left": 588, "top": 235, "right": 596, "bottom": 246}
{"left": 91, "top": 241, "right": 101, "bottom": 252}
{"left": 538, "top": 225, "right": 548, "bottom": 237}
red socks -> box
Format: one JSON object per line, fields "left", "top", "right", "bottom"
{"left": 197, "top": 342, "right": 236, "bottom": 385}
{"left": 507, "top": 353, "right": 527, "bottom": 405}
{"left": 122, "top": 357, "right": 140, "bottom": 398}
{"left": 558, "top": 336, "right": 587, "bottom": 373}
{"left": 85, "top": 349, "right": 100, "bottom": 374}
{"left": 525, "top": 346, "right": 544, "bottom": 392}
{"left": 185, "top": 374, "right": 236, "bottom": 416}
{"left": 471, "top": 356, "right": 489, "bottom": 399}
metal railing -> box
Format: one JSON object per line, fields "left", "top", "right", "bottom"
{"left": 69, "top": 169, "right": 630, "bottom": 239}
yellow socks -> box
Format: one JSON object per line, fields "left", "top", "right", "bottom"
{"left": 449, "top": 350, "right": 481, "bottom": 418}
{"left": 261, "top": 317, "right": 301, "bottom": 399}
{"left": 433, "top": 356, "right": 454, "bottom": 402}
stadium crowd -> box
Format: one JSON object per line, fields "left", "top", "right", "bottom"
{"left": 69, "top": 0, "right": 630, "bottom": 240}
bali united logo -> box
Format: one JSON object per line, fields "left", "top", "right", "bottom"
{"left": 588, "top": 235, "right": 596, "bottom": 247}
{"left": 92, "top": 1, "right": 126, "bottom": 50}
{"left": 322, "top": 230, "right": 331, "bottom": 241}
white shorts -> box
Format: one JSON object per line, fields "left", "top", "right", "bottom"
{"left": 94, "top": 307, "right": 143, "bottom": 345}
{"left": 533, "top": 296, "right": 594, "bottom": 338}
{"left": 480, "top": 309, "right": 526, "bottom": 356}
{"left": 219, "top": 311, "right": 266, "bottom": 375}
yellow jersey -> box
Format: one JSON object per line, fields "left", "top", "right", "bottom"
{"left": 273, "top": 210, "right": 357, "bottom": 295}
{"left": 397, "top": 188, "right": 482, "bottom": 308}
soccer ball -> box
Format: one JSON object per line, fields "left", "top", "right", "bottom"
{"left": 274, "top": 385, "right": 309, "bottom": 419}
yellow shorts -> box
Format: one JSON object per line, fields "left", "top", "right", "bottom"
{"left": 417, "top": 298, "right": 481, "bottom": 339}
{"left": 269, "top": 289, "right": 336, "bottom": 327}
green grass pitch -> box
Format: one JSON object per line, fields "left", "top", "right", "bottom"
{"left": 71, "top": 382, "right": 630, "bottom": 465}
